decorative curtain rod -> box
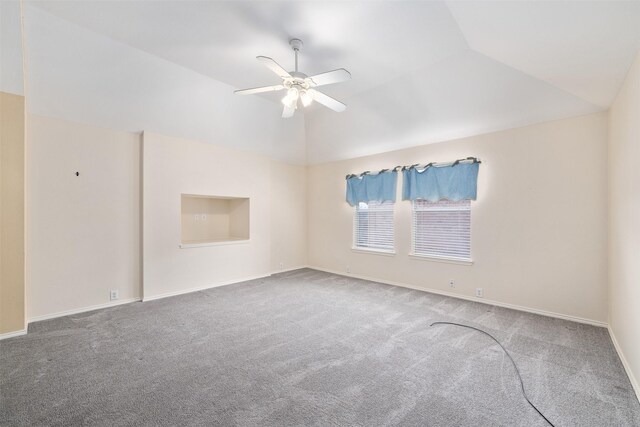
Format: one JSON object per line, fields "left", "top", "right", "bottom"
{"left": 345, "top": 157, "right": 481, "bottom": 180}
{"left": 345, "top": 166, "right": 401, "bottom": 180}
{"left": 401, "top": 156, "right": 481, "bottom": 171}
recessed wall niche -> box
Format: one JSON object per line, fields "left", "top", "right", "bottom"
{"left": 180, "top": 194, "right": 250, "bottom": 247}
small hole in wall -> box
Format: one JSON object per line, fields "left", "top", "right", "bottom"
{"left": 75, "top": 172, "right": 79, "bottom": 176}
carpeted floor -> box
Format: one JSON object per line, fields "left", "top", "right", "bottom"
{"left": 1, "top": 269, "right": 639, "bottom": 426}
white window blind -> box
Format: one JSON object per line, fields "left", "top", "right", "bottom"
{"left": 412, "top": 199, "right": 471, "bottom": 261}
{"left": 354, "top": 201, "right": 395, "bottom": 252}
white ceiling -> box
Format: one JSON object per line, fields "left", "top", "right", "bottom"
{"left": 26, "top": 1, "right": 470, "bottom": 99}
{"left": 305, "top": 49, "right": 602, "bottom": 161}
{"left": 446, "top": 0, "right": 640, "bottom": 108}
{"left": 22, "top": 4, "right": 307, "bottom": 164}
{"left": 10, "top": 1, "right": 640, "bottom": 163}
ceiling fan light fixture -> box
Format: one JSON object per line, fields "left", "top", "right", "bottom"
{"left": 287, "top": 87, "right": 300, "bottom": 99}
{"left": 300, "top": 90, "right": 313, "bottom": 107}
{"left": 281, "top": 94, "right": 297, "bottom": 109}
{"left": 282, "top": 86, "right": 301, "bottom": 108}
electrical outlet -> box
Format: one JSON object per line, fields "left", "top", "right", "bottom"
{"left": 194, "top": 214, "right": 200, "bottom": 221}
{"left": 201, "top": 214, "right": 207, "bottom": 221}
{"left": 279, "top": 262, "right": 284, "bottom": 269}
{"left": 476, "top": 288, "right": 483, "bottom": 298}
{"left": 346, "top": 265, "right": 351, "bottom": 273}
{"left": 110, "top": 290, "right": 119, "bottom": 301}
{"left": 449, "top": 280, "right": 455, "bottom": 288}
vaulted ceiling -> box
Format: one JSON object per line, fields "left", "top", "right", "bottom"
{"left": 4, "top": 1, "right": 640, "bottom": 164}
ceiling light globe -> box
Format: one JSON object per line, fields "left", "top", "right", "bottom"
{"left": 281, "top": 94, "right": 297, "bottom": 109}
{"left": 288, "top": 87, "right": 300, "bottom": 99}
{"left": 300, "top": 91, "right": 312, "bottom": 107}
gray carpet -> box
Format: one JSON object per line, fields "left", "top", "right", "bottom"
{"left": 1, "top": 269, "right": 639, "bottom": 426}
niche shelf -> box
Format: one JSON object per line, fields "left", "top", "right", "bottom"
{"left": 180, "top": 194, "right": 250, "bottom": 248}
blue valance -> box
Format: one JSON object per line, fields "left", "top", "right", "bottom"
{"left": 402, "top": 162, "right": 479, "bottom": 201}
{"left": 346, "top": 171, "right": 398, "bottom": 206}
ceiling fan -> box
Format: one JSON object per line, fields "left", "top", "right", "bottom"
{"left": 234, "top": 39, "right": 351, "bottom": 118}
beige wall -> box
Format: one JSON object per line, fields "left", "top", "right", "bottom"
{"left": 142, "top": 131, "right": 270, "bottom": 299}
{"left": 609, "top": 51, "right": 640, "bottom": 396}
{"left": 142, "top": 132, "right": 308, "bottom": 300}
{"left": 0, "top": 92, "right": 25, "bottom": 334}
{"left": 271, "top": 161, "right": 307, "bottom": 272}
{"left": 27, "top": 114, "right": 142, "bottom": 320}
{"left": 26, "top": 116, "right": 307, "bottom": 320}
{"left": 308, "top": 112, "right": 609, "bottom": 324}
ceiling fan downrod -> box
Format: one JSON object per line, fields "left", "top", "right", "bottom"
{"left": 290, "top": 38, "right": 303, "bottom": 73}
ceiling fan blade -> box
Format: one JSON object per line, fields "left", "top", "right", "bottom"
{"left": 234, "top": 84, "right": 285, "bottom": 95}
{"left": 308, "top": 68, "right": 351, "bottom": 87}
{"left": 257, "top": 56, "right": 291, "bottom": 79}
{"left": 308, "top": 89, "right": 347, "bottom": 112}
{"left": 282, "top": 105, "right": 295, "bottom": 118}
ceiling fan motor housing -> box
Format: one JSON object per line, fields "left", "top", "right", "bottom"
{"left": 286, "top": 72, "right": 311, "bottom": 91}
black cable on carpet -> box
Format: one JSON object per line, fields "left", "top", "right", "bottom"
{"left": 430, "top": 321, "right": 556, "bottom": 427}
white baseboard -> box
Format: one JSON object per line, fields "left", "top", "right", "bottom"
{"left": 143, "top": 267, "right": 312, "bottom": 302}
{"left": 0, "top": 329, "right": 27, "bottom": 340}
{"left": 142, "top": 273, "right": 271, "bottom": 302}
{"left": 608, "top": 326, "right": 640, "bottom": 402}
{"left": 271, "top": 265, "right": 309, "bottom": 275}
{"left": 28, "top": 298, "right": 141, "bottom": 324}
{"left": 307, "top": 265, "right": 608, "bottom": 328}
{"left": 20, "top": 264, "right": 608, "bottom": 335}
{"left": 26, "top": 269, "right": 306, "bottom": 326}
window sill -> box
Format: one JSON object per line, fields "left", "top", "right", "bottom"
{"left": 179, "top": 238, "right": 250, "bottom": 249}
{"left": 409, "top": 253, "right": 473, "bottom": 266}
{"left": 351, "top": 247, "right": 396, "bottom": 257}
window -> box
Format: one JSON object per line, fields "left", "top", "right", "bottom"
{"left": 354, "top": 200, "right": 395, "bottom": 252}
{"left": 412, "top": 199, "right": 471, "bottom": 261}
